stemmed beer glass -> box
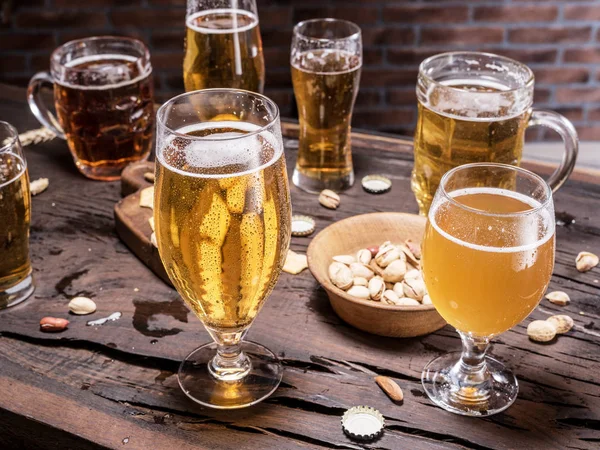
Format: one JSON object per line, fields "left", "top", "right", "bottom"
{"left": 421, "top": 163, "right": 555, "bottom": 416}
{"left": 154, "top": 89, "right": 291, "bottom": 409}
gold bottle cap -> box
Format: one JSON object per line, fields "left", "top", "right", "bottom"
{"left": 361, "top": 175, "right": 392, "bottom": 194}
{"left": 341, "top": 406, "right": 384, "bottom": 441}
{"left": 291, "top": 215, "right": 315, "bottom": 237}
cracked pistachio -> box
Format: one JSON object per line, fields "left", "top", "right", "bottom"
{"left": 403, "top": 277, "right": 427, "bottom": 301}
{"left": 382, "top": 259, "right": 407, "bottom": 283}
{"left": 353, "top": 277, "right": 368, "bottom": 287}
{"left": 347, "top": 285, "right": 370, "bottom": 300}
{"left": 382, "top": 289, "right": 400, "bottom": 305}
{"left": 368, "top": 276, "right": 385, "bottom": 301}
{"left": 576, "top": 251, "right": 598, "bottom": 272}
{"left": 319, "top": 189, "right": 340, "bottom": 209}
{"left": 332, "top": 254, "right": 355, "bottom": 265}
{"left": 375, "top": 244, "right": 402, "bottom": 268}
{"left": 356, "top": 249, "right": 372, "bottom": 265}
{"left": 329, "top": 262, "right": 353, "bottom": 290}
{"left": 350, "top": 262, "right": 374, "bottom": 280}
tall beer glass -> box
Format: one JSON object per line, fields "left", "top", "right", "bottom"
{"left": 413, "top": 52, "right": 578, "bottom": 215}
{"left": 421, "top": 163, "right": 555, "bottom": 416}
{"left": 184, "top": 0, "right": 265, "bottom": 93}
{"left": 27, "top": 37, "right": 155, "bottom": 181}
{"left": 291, "top": 19, "right": 362, "bottom": 193}
{"left": 155, "top": 89, "right": 291, "bottom": 409}
{"left": 0, "top": 122, "right": 34, "bottom": 309}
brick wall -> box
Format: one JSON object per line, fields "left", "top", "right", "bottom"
{"left": 1, "top": 0, "right": 600, "bottom": 140}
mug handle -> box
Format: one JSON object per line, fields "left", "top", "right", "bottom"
{"left": 527, "top": 109, "right": 578, "bottom": 192}
{"left": 26, "top": 71, "right": 66, "bottom": 139}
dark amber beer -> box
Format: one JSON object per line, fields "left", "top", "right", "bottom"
{"left": 291, "top": 19, "right": 362, "bottom": 192}
{"left": 0, "top": 122, "right": 33, "bottom": 309}
{"left": 184, "top": 1, "right": 264, "bottom": 92}
{"left": 28, "top": 37, "right": 155, "bottom": 180}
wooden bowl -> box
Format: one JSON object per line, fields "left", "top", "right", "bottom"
{"left": 307, "top": 212, "right": 446, "bottom": 338}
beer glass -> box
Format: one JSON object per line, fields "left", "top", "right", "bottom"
{"left": 184, "top": 0, "right": 265, "bottom": 93}
{"left": 27, "top": 36, "right": 155, "bottom": 181}
{"left": 421, "top": 163, "right": 555, "bottom": 416}
{"left": 155, "top": 89, "right": 291, "bottom": 409}
{"left": 0, "top": 121, "right": 34, "bottom": 309}
{"left": 291, "top": 19, "right": 362, "bottom": 193}
{"left": 413, "top": 51, "right": 578, "bottom": 215}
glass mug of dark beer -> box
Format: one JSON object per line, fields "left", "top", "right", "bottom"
{"left": 413, "top": 51, "right": 578, "bottom": 215}
{"left": 27, "top": 36, "right": 155, "bottom": 181}
{"left": 0, "top": 121, "right": 34, "bottom": 309}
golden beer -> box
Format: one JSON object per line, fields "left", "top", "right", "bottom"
{"left": 184, "top": 9, "right": 265, "bottom": 93}
{"left": 0, "top": 152, "right": 31, "bottom": 293}
{"left": 155, "top": 122, "right": 291, "bottom": 331}
{"left": 413, "top": 85, "right": 531, "bottom": 214}
{"left": 422, "top": 188, "right": 555, "bottom": 337}
{"left": 291, "top": 49, "right": 361, "bottom": 191}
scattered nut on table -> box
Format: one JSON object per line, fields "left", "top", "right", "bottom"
{"left": 576, "top": 251, "right": 598, "bottom": 272}
{"left": 139, "top": 186, "right": 154, "bottom": 209}
{"left": 40, "top": 317, "right": 69, "bottom": 332}
{"left": 319, "top": 189, "right": 340, "bottom": 209}
{"left": 545, "top": 290, "right": 570, "bottom": 306}
{"left": 283, "top": 250, "right": 308, "bottom": 275}
{"left": 527, "top": 320, "right": 556, "bottom": 342}
{"left": 328, "top": 240, "right": 427, "bottom": 306}
{"left": 547, "top": 315, "right": 574, "bottom": 334}
{"left": 144, "top": 172, "right": 155, "bottom": 183}
{"left": 375, "top": 376, "right": 403, "bottom": 402}
{"left": 68, "top": 296, "right": 97, "bottom": 315}
{"left": 30, "top": 177, "right": 49, "bottom": 196}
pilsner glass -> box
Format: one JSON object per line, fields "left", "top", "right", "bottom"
{"left": 155, "top": 89, "right": 291, "bottom": 409}
{"left": 413, "top": 51, "right": 578, "bottom": 215}
{"left": 421, "top": 163, "right": 555, "bottom": 416}
{"left": 291, "top": 18, "right": 362, "bottom": 193}
{"left": 27, "top": 36, "right": 154, "bottom": 181}
{"left": 184, "top": 0, "right": 265, "bottom": 93}
{"left": 0, "top": 121, "right": 34, "bottom": 309}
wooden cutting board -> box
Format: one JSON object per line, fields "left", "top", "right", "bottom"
{"left": 114, "top": 161, "right": 172, "bottom": 286}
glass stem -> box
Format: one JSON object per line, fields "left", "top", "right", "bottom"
{"left": 207, "top": 328, "right": 252, "bottom": 382}
{"left": 450, "top": 331, "right": 492, "bottom": 403}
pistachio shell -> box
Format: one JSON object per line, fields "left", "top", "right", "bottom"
{"left": 68, "top": 296, "right": 97, "bottom": 315}
{"left": 422, "top": 294, "right": 432, "bottom": 305}
{"left": 404, "top": 239, "right": 421, "bottom": 259}
{"left": 403, "top": 277, "right": 427, "bottom": 301}
{"left": 395, "top": 297, "right": 421, "bottom": 306}
{"left": 576, "top": 251, "right": 598, "bottom": 272}
{"left": 329, "top": 262, "right": 353, "bottom": 290}
{"left": 353, "top": 277, "right": 368, "bottom": 287}
{"left": 382, "top": 259, "right": 407, "bottom": 283}
{"left": 392, "top": 282, "right": 404, "bottom": 298}
{"left": 382, "top": 289, "right": 400, "bottom": 304}
{"left": 527, "top": 320, "right": 557, "bottom": 342}
{"left": 332, "top": 255, "right": 356, "bottom": 265}
{"left": 347, "top": 285, "right": 370, "bottom": 300}
{"left": 375, "top": 244, "right": 402, "bottom": 268}
{"left": 547, "top": 315, "right": 574, "bottom": 334}
{"left": 368, "top": 277, "right": 385, "bottom": 301}
{"left": 545, "top": 291, "right": 570, "bottom": 306}
{"left": 404, "top": 269, "right": 421, "bottom": 281}
{"left": 356, "top": 249, "right": 372, "bottom": 265}
{"left": 319, "top": 189, "right": 340, "bottom": 209}
{"left": 349, "top": 262, "right": 374, "bottom": 280}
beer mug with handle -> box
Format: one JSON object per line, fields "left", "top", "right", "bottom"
{"left": 413, "top": 52, "right": 578, "bottom": 215}
{"left": 27, "top": 36, "right": 155, "bottom": 181}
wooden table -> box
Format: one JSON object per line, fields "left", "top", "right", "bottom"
{"left": 0, "top": 84, "right": 599, "bottom": 450}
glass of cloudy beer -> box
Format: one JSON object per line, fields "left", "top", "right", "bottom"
{"left": 421, "top": 163, "right": 555, "bottom": 416}
{"left": 184, "top": 0, "right": 265, "bottom": 93}
{"left": 291, "top": 19, "right": 362, "bottom": 193}
{"left": 155, "top": 89, "right": 291, "bottom": 409}
{"left": 0, "top": 122, "right": 34, "bottom": 309}
{"left": 413, "top": 52, "right": 578, "bottom": 215}
{"left": 27, "top": 36, "right": 154, "bottom": 181}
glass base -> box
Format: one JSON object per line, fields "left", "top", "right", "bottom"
{"left": 292, "top": 167, "right": 354, "bottom": 193}
{"left": 74, "top": 153, "right": 150, "bottom": 181}
{"left": 0, "top": 273, "right": 34, "bottom": 310}
{"left": 178, "top": 341, "right": 283, "bottom": 410}
{"left": 421, "top": 352, "right": 518, "bottom": 417}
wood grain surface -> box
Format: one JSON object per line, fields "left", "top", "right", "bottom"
{"left": 0, "top": 85, "right": 599, "bottom": 449}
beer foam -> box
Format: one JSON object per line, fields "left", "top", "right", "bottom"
{"left": 0, "top": 153, "right": 26, "bottom": 189}
{"left": 57, "top": 54, "right": 151, "bottom": 90}
{"left": 186, "top": 9, "right": 258, "bottom": 34}
{"left": 429, "top": 187, "right": 555, "bottom": 254}
{"left": 158, "top": 121, "right": 283, "bottom": 179}
{"left": 291, "top": 50, "right": 362, "bottom": 75}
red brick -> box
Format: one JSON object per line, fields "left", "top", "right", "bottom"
{"left": 355, "top": 90, "right": 381, "bottom": 108}
{"left": 0, "top": 55, "right": 27, "bottom": 74}
{"left": 586, "top": 108, "right": 600, "bottom": 122}
{"left": 0, "top": 33, "right": 55, "bottom": 51}
{"left": 264, "top": 47, "right": 289, "bottom": 68}
{"left": 15, "top": 10, "right": 107, "bottom": 29}
{"left": 0, "top": 75, "right": 30, "bottom": 86}
{"left": 534, "top": 88, "right": 551, "bottom": 103}
{"left": 261, "top": 29, "right": 292, "bottom": 48}
{"left": 533, "top": 67, "right": 589, "bottom": 85}
{"left": 54, "top": 0, "right": 141, "bottom": 5}
{"left": 361, "top": 68, "right": 418, "bottom": 87}
{"left": 564, "top": 5, "right": 600, "bottom": 21}
{"left": 293, "top": 7, "right": 378, "bottom": 25}
{"left": 151, "top": 31, "right": 185, "bottom": 50}
{"left": 147, "top": 0, "right": 185, "bottom": 5}
{"left": 564, "top": 48, "right": 600, "bottom": 64}
{"left": 474, "top": 5, "right": 557, "bottom": 23}
{"left": 151, "top": 52, "right": 183, "bottom": 70}
{"left": 551, "top": 107, "right": 584, "bottom": 123}
{"left": 387, "top": 48, "right": 444, "bottom": 66}
{"left": 110, "top": 9, "right": 184, "bottom": 28}
{"left": 259, "top": 7, "right": 292, "bottom": 29}
{"left": 353, "top": 108, "right": 414, "bottom": 128}
{"left": 265, "top": 69, "right": 292, "bottom": 88}
{"left": 383, "top": 5, "right": 468, "bottom": 24}
{"left": 509, "top": 27, "right": 591, "bottom": 44}
{"left": 490, "top": 48, "right": 557, "bottom": 64}
{"left": 57, "top": 31, "right": 148, "bottom": 45}
{"left": 421, "top": 27, "right": 504, "bottom": 45}
{"left": 362, "top": 28, "right": 415, "bottom": 46}
{"left": 573, "top": 126, "right": 600, "bottom": 141}
{"left": 386, "top": 88, "right": 416, "bottom": 106}
{"left": 555, "top": 87, "right": 600, "bottom": 104}
{"left": 363, "top": 48, "right": 383, "bottom": 66}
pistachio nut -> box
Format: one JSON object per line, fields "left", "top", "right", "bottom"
{"left": 319, "top": 189, "right": 340, "bottom": 209}
{"left": 333, "top": 254, "right": 355, "bottom": 265}
{"left": 368, "top": 276, "right": 385, "bottom": 301}
{"left": 397, "top": 243, "right": 420, "bottom": 268}
{"left": 350, "top": 262, "right": 374, "bottom": 280}
{"left": 347, "top": 285, "right": 370, "bottom": 300}
{"left": 394, "top": 297, "right": 421, "bottom": 306}
{"left": 375, "top": 244, "right": 402, "bottom": 268}
{"left": 382, "top": 259, "right": 407, "bottom": 283}
{"left": 422, "top": 294, "right": 432, "bottom": 305}
{"left": 576, "top": 251, "right": 598, "bottom": 272}
{"left": 353, "top": 277, "right": 368, "bottom": 287}
{"left": 382, "top": 289, "right": 400, "bottom": 305}
{"left": 403, "top": 277, "right": 427, "bottom": 301}
{"left": 546, "top": 315, "right": 574, "bottom": 334}
{"left": 404, "top": 269, "right": 421, "bottom": 281}
{"left": 392, "top": 282, "right": 404, "bottom": 298}
{"left": 356, "top": 249, "right": 372, "bottom": 265}
{"left": 404, "top": 239, "right": 421, "bottom": 259}
{"left": 329, "top": 262, "right": 353, "bottom": 290}
{"left": 368, "top": 259, "right": 384, "bottom": 277}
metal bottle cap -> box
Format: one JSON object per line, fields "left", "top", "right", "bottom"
{"left": 362, "top": 175, "right": 392, "bottom": 194}
{"left": 341, "top": 406, "right": 384, "bottom": 441}
{"left": 291, "top": 215, "right": 315, "bottom": 237}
